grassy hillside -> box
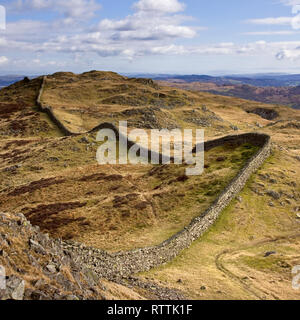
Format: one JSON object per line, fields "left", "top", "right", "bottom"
{"left": 0, "top": 71, "right": 300, "bottom": 300}
{"left": 0, "top": 134, "right": 259, "bottom": 251}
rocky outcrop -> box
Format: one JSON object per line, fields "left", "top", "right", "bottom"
{"left": 0, "top": 212, "right": 106, "bottom": 300}
{"left": 247, "top": 108, "right": 279, "bottom": 120}
{"left": 0, "top": 211, "right": 186, "bottom": 300}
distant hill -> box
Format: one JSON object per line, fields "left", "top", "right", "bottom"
{"left": 0, "top": 75, "right": 27, "bottom": 88}
{"left": 133, "top": 73, "right": 300, "bottom": 87}
{"left": 157, "top": 80, "right": 300, "bottom": 109}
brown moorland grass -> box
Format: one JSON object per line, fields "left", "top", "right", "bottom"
{"left": 1, "top": 71, "right": 300, "bottom": 299}
{"left": 141, "top": 148, "right": 300, "bottom": 300}
{"left": 0, "top": 135, "right": 259, "bottom": 251}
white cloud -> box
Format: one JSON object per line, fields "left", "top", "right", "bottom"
{"left": 244, "top": 0, "right": 300, "bottom": 60}
{"left": 281, "top": 0, "right": 300, "bottom": 6}
{"left": 129, "top": 41, "right": 300, "bottom": 58}
{"left": 276, "top": 47, "right": 300, "bottom": 60}
{"left": 150, "top": 44, "right": 186, "bottom": 55}
{"left": 109, "top": 24, "right": 196, "bottom": 41}
{"left": 3, "top": 20, "right": 49, "bottom": 39}
{"left": 246, "top": 17, "right": 293, "bottom": 25}
{"left": 3, "top": 20, "right": 300, "bottom": 63}
{"left": 96, "top": 1, "right": 196, "bottom": 42}
{"left": 133, "top": 0, "right": 185, "bottom": 13}
{"left": 246, "top": 0, "right": 300, "bottom": 31}
{"left": 244, "top": 30, "right": 299, "bottom": 35}
{"left": 2, "top": 0, "right": 198, "bottom": 61}
{"left": 0, "top": 56, "right": 8, "bottom": 64}
{"left": 11, "top": 0, "right": 101, "bottom": 21}
{"left": 1, "top": 0, "right": 300, "bottom": 69}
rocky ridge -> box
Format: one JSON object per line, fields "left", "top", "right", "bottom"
{"left": 0, "top": 211, "right": 107, "bottom": 300}
{"left": 0, "top": 211, "right": 187, "bottom": 300}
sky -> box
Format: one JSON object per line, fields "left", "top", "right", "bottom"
{"left": 0, "top": 0, "right": 300, "bottom": 75}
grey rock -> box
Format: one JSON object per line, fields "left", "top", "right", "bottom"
{"left": 269, "top": 179, "right": 277, "bottom": 184}
{"left": 54, "top": 274, "right": 74, "bottom": 291}
{"left": 3, "top": 165, "right": 22, "bottom": 173}
{"left": 79, "top": 137, "right": 89, "bottom": 144}
{"left": 264, "top": 251, "right": 276, "bottom": 257}
{"left": 29, "top": 239, "right": 46, "bottom": 255}
{"left": 46, "top": 264, "right": 57, "bottom": 274}
{"left": 30, "top": 290, "right": 49, "bottom": 300}
{"left": 12, "top": 281, "right": 25, "bottom": 300}
{"left": 6, "top": 276, "right": 25, "bottom": 300}
{"left": 33, "top": 279, "right": 47, "bottom": 288}
{"left": 266, "top": 190, "right": 281, "bottom": 200}
{"left": 82, "top": 268, "right": 99, "bottom": 287}
{"left": 47, "top": 157, "right": 59, "bottom": 162}
{"left": 65, "top": 295, "right": 79, "bottom": 300}
{"left": 236, "top": 196, "right": 243, "bottom": 203}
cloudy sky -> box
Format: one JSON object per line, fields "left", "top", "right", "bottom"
{"left": 0, "top": 0, "right": 300, "bottom": 75}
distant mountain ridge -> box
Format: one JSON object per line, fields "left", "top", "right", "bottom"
{"left": 0, "top": 75, "right": 27, "bottom": 88}
{"left": 0, "top": 75, "right": 37, "bottom": 88}
{"left": 3, "top": 72, "right": 300, "bottom": 108}
{"left": 124, "top": 73, "right": 300, "bottom": 87}
{"left": 157, "top": 79, "right": 300, "bottom": 109}
{"left": 3, "top": 73, "right": 300, "bottom": 88}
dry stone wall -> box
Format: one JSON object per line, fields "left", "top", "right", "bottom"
{"left": 37, "top": 76, "right": 167, "bottom": 162}
{"left": 37, "top": 76, "right": 74, "bottom": 136}
{"left": 63, "top": 133, "right": 271, "bottom": 279}
{"left": 36, "top": 76, "right": 272, "bottom": 279}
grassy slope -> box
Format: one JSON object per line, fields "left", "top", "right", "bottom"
{"left": 0, "top": 133, "right": 259, "bottom": 251}
{"left": 137, "top": 81, "right": 300, "bottom": 300}
{"left": 141, "top": 144, "right": 300, "bottom": 300}
{"left": 0, "top": 71, "right": 300, "bottom": 300}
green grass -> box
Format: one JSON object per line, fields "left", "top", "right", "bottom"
{"left": 240, "top": 255, "right": 290, "bottom": 272}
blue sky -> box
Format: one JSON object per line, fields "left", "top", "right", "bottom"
{"left": 0, "top": 0, "right": 300, "bottom": 75}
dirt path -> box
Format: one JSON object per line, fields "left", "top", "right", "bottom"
{"left": 215, "top": 233, "right": 300, "bottom": 300}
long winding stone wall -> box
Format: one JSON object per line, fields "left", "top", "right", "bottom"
{"left": 36, "top": 76, "right": 272, "bottom": 279}
{"left": 63, "top": 133, "right": 271, "bottom": 279}
{"left": 37, "top": 76, "right": 169, "bottom": 162}
{"left": 36, "top": 76, "right": 74, "bottom": 136}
